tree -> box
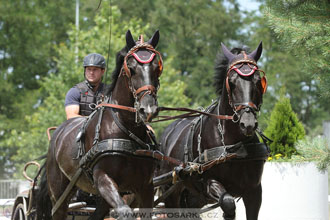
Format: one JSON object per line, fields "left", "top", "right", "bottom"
{"left": 263, "top": 0, "right": 330, "bottom": 97}
{"left": 240, "top": 1, "right": 330, "bottom": 135}
{"left": 0, "top": 0, "right": 75, "bottom": 178}
{"left": 0, "top": 0, "right": 105, "bottom": 178}
{"left": 264, "top": 93, "right": 305, "bottom": 158}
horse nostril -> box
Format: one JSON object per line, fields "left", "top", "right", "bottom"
{"left": 240, "top": 122, "right": 245, "bottom": 130}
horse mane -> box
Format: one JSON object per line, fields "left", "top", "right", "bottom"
{"left": 106, "top": 46, "right": 129, "bottom": 95}
{"left": 213, "top": 46, "right": 251, "bottom": 96}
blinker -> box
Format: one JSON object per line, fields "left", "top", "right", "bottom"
{"left": 261, "top": 75, "right": 267, "bottom": 94}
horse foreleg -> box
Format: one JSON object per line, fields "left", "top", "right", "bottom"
{"left": 51, "top": 199, "right": 70, "bottom": 220}
{"left": 206, "top": 179, "right": 236, "bottom": 220}
{"left": 134, "top": 184, "right": 154, "bottom": 219}
{"left": 163, "top": 182, "right": 184, "bottom": 208}
{"left": 88, "top": 198, "right": 110, "bottom": 220}
{"left": 93, "top": 169, "right": 134, "bottom": 220}
{"left": 137, "top": 184, "right": 154, "bottom": 208}
{"left": 47, "top": 156, "right": 72, "bottom": 220}
{"left": 242, "top": 184, "right": 262, "bottom": 220}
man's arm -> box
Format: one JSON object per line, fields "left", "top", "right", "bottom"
{"left": 65, "top": 87, "right": 82, "bottom": 120}
{"left": 65, "top": 105, "right": 81, "bottom": 120}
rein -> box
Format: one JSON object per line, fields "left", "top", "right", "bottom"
{"left": 151, "top": 106, "right": 237, "bottom": 123}
{"left": 97, "top": 103, "right": 136, "bottom": 112}
{"left": 151, "top": 59, "right": 267, "bottom": 124}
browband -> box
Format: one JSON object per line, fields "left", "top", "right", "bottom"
{"left": 232, "top": 65, "right": 257, "bottom": 77}
{"left": 132, "top": 52, "right": 156, "bottom": 64}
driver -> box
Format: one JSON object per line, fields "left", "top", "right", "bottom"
{"left": 64, "top": 53, "right": 107, "bottom": 205}
{"left": 65, "top": 53, "right": 107, "bottom": 119}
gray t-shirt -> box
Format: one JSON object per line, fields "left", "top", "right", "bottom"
{"left": 64, "top": 87, "right": 80, "bottom": 107}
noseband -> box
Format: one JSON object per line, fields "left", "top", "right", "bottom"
{"left": 121, "top": 43, "right": 163, "bottom": 102}
{"left": 225, "top": 57, "right": 267, "bottom": 116}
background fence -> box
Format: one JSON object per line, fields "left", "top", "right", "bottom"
{"left": 0, "top": 180, "right": 29, "bottom": 219}
{"left": 0, "top": 180, "right": 29, "bottom": 199}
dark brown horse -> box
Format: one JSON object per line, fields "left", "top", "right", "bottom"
{"left": 36, "top": 30, "right": 163, "bottom": 220}
{"left": 157, "top": 42, "right": 269, "bottom": 220}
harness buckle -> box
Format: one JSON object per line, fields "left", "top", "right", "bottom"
{"left": 232, "top": 111, "right": 240, "bottom": 123}
{"left": 89, "top": 103, "right": 97, "bottom": 110}
{"left": 134, "top": 99, "right": 141, "bottom": 124}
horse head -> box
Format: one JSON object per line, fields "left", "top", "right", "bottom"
{"left": 114, "top": 30, "right": 163, "bottom": 122}
{"left": 221, "top": 42, "right": 267, "bottom": 136}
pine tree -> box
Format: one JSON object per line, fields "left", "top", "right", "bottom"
{"left": 265, "top": 95, "right": 305, "bottom": 158}
{"left": 263, "top": 0, "right": 330, "bottom": 98}
{"left": 242, "top": 1, "right": 330, "bottom": 134}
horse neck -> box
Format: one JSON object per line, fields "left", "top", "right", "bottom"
{"left": 218, "top": 84, "right": 234, "bottom": 117}
{"left": 104, "top": 73, "right": 147, "bottom": 138}
{"left": 110, "top": 74, "right": 136, "bottom": 123}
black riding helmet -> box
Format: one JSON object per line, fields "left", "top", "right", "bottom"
{"left": 83, "top": 53, "right": 106, "bottom": 69}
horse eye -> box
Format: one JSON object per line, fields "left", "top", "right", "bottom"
{"left": 229, "top": 73, "right": 238, "bottom": 86}
{"left": 229, "top": 80, "right": 236, "bottom": 90}
{"left": 254, "top": 80, "right": 263, "bottom": 94}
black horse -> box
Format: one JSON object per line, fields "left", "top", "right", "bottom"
{"left": 157, "top": 42, "right": 269, "bottom": 220}
{"left": 36, "top": 30, "right": 163, "bottom": 220}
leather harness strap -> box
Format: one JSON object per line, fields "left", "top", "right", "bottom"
{"left": 184, "top": 116, "right": 201, "bottom": 163}
{"left": 134, "top": 149, "right": 183, "bottom": 166}
{"left": 96, "top": 103, "right": 136, "bottom": 112}
{"left": 52, "top": 168, "right": 83, "bottom": 216}
{"left": 135, "top": 85, "right": 157, "bottom": 100}
{"left": 110, "top": 108, "right": 153, "bottom": 150}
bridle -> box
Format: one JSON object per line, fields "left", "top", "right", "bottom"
{"left": 225, "top": 55, "right": 267, "bottom": 116}
{"left": 121, "top": 42, "right": 162, "bottom": 97}
{"left": 119, "top": 39, "right": 163, "bottom": 122}
{"left": 96, "top": 38, "right": 163, "bottom": 122}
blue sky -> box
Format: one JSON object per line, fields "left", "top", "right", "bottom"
{"left": 238, "top": 0, "right": 261, "bottom": 11}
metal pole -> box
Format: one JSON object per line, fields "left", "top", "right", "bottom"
{"left": 75, "top": 0, "right": 79, "bottom": 64}
{"left": 323, "top": 121, "right": 330, "bottom": 142}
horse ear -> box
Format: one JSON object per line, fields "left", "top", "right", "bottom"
{"left": 249, "top": 41, "right": 262, "bottom": 62}
{"left": 126, "top": 30, "right": 136, "bottom": 50}
{"left": 147, "top": 30, "right": 160, "bottom": 48}
{"left": 221, "top": 43, "right": 235, "bottom": 62}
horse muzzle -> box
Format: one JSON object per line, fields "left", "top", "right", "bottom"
{"left": 138, "top": 94, "right": 159, "bottom": 122}
{"left": 238, "top": 108, "right": 258, "bottom": 136}
{"left": 139, "top": 104, "right": 158, "bottom": 122}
